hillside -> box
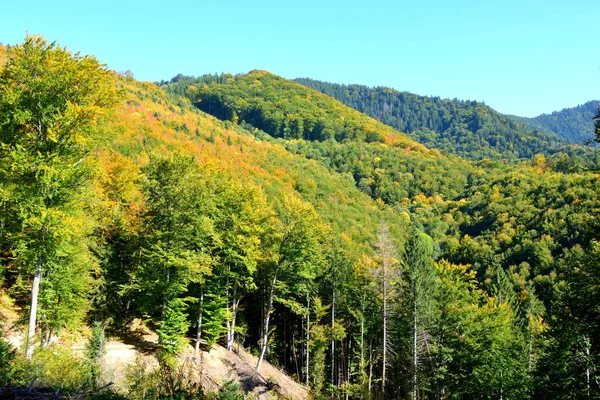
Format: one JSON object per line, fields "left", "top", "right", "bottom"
{"left": 2, "top": 37, "right": 600, "bottom": 400}
{"left": 293, "top": 78, "right": 565, "bottom": 160}
{"left": 162, "top": 71, "right": 475, "bottom": 202}
{"left": 162, "top": 71, "right": 434, "bottom": 150}
{"left": 163, "top": 69, "right": 600, "bottom": 398}
{"left": 0, "top": 38, "right": 405, "bottom": 398}
{"left": 509, "top": 100, "right": 600, "bottom": 145}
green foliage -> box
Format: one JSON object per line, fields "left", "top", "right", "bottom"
{"left": 510, "top": 100, "right": 600, "bottom": 145}
{"left": 308, "top": 297, "right": 330, "bottom": 394}
{"left": 162, "top": 71, "right": 426, "bottom": 148}
{"left": 283, "top": 139, "right": 471, "bottom": 203}
{"left": 86, "top": 321, "right": 107, "bottom": 386}
{"left": 3, "top": 35, "right": 600, "bottom": 400}
{"left": 212, "top": 379, "right": 245, "bottom": 400}
{"left": 133, "top": 153, "right": 216, "bottom": 353}
{"left": 535, "top": 240, "right": 600, "bottom": 399}
{"left": 10, "top": 346, "right": 92, "bottom": 391}
{"left": 0, "top": 34, "right": 118, "bottom": 349}
{"left": 124, "top": 354, "right": 204, "bottom": 400}
{"left": 429, "top": 261, "right": 530, "bottom": 399}
{"left": 0, "top": 329, "right": 15, "bottom": 384}
{"left": 295, "top": 78, "right": 565, "bottom": 160}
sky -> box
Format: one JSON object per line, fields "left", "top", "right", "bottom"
{"left": 2, "top": 0, "right": 599, "bottom": 117}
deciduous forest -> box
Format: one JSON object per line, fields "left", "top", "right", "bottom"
{"left": 1, "top": 36, "right": 599, "bottom": 400}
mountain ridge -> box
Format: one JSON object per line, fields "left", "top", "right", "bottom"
{"left": 508, "top": 100, "right": 600, "bottom": 145}
{"left": 293, "top": 77, "right": 568, "bottom": 160}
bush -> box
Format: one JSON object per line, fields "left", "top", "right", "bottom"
{"left": 0, "top": 329, "right": 16, "bottom": 384}
{"left": 10, "top": 346, "right": 92, "bottom": 391}
{"left": 213, "top": 379, "right": 244, "bottom": 400}
{"left": 124, "top": 354, "right": 205, "bottom": 399}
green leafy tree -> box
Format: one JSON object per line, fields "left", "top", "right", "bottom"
{"left": 535, "top": 241, "right": 600, "bottom": 399}
{"left": 136, "top": 153, "right": 214, "bottom": 355}
{"left": 401, "top": 228, "right": 437, "bottom": 400}
{"left": 256, "top": 195, "right": 328, "bottom": 371}
{"left": 0, "top": 35, "right": 118, "bottom": 358}
{"left": 431, "top": 260, "right": 529, "bottom": 399}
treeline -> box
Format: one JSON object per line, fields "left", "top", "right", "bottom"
{"left": 294, "top": 78, "right": 567, "bottom": 160}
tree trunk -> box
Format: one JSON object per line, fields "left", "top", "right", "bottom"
{"left": 26, "top": 256, "right": 42, "bottom": 360}
{"left": 368, "top": 340, "right": 373, "bottom": 397}
{"left": 228, "top": 287, "right": 240, "bottom": 352}
{"left": 292, "top": 329, "right": 300, "bottom": 380}
{"left": 195, "top": 285, "right": 204, "bottom": 353}
{"left": 382, "top": 255, "right": 387, "bottom": 395}
{"left": 360, "top": 293, "right": 365, "bottom": 375}
{"left": 346, "top": 336, "right": 352, "bottom": 400}
{"left": 162, "top": 269, "right": 170, "bottom": 318}
{"left": 331, "top": 286, "right": 336, "bottom": 387}
{"left": 226, "top": 275, "right": 231, "bottom": 352}
{"left": 42, "top": 322, "right": 52, "bottom": 348}
{"left": 413, "top": 301, "right": 418, "bottom": 400}
{"left": 306, "top": 295, "right": 310, "bottom": 385}
{"left": 257, "top": 264, "right": 280, "bottom": 371}
{"left": 586, "top": 345, "right": 591, "bottom": 399}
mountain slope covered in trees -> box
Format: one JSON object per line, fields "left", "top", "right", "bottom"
{"left": 1, "top": 38, "right": 600, "bottom": 400}
{"left": 509, "top": 100, "right": 600, "bottom": 145}
{"left": 292, "top": 78, "right": 566, "bottom": 160}
{"left": 164, "top": 69, "right": 600, "bottom": 398}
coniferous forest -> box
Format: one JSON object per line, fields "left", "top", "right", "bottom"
{"left": 1, "top": 36, "right": 600, "bottom": 400}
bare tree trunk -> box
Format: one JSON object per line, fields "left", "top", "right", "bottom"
{"left": 292, "top": 329, "right": 300, "bottom": 380}
{"left": 376, "top": 223, "right": 396, "bottom": 396}
{"left": 382, "top": 253, "right": 387, "bottom": 396}
{"left": 586, "top": 345, "right": 591, "bottom": 399}
{"left": 368, "top": 340, "right": 373, "bottom": 397}
{"left": 413, "top": 301, "right": 418, "bottom": 400}
{"left": 225, "top": 274, "right": 231, "bottom": 352}
{"left": 257, "top": 265, "right": 280, "bottom": 371}
{"left": 26, "top": 256, "right": 43, "bottom": 360}
{"left": 361, "top": 293, "right": 365, "bottom": 374}
{"left": 306, "top": 296, "right": 310, "bottom": 385}
{"left": 195, "top": 285, "right": 204, "bottom": 352}
{"left": 228, "top": 287, "right": 240, "bottom": 352}
{"left": 331, "top": 286, "right": 336, "bottom": 387}
{"left": 346, "top": 337, "right": 352, "bottom": 400}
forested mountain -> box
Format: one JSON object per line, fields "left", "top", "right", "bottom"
{"left": 164, "top": 71, "right": 434, "bottom": 149}
{"left": 509, "top": 100, "right": 600, "bottom": 145}
{"left": 1, "top": 37, "right": 600, "bottom": 400}
{"left": 292, "top": 78, "right": 565, "bottom": 160}
{"left": 161, "top": 71, "right": 475, "bottom": 201}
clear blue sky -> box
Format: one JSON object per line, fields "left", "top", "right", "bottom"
{"left": 2, "top": 0, "right": 599, "bottom": 117}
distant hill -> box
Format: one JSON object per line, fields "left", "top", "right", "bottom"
{"left": 293, "top": 78, "right": 565, "bottom": 160}
{"left": 509, "top": 100, "right": 600, "bottom": 145}
{"left": 162, "top": 71, "right": 431, "bottom": 150}
{"left": 161, "top": 70, "right": 475, "bottom": 201}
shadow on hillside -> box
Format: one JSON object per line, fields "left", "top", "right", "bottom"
{"left": 107, "top": 326, "right": 157, "bottom": 354}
